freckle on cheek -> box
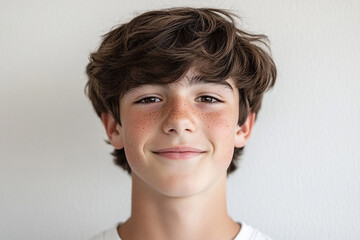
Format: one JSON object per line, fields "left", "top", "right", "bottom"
{"left": 129, "top": 111, "right": 158, "bottom": 135}
{"left": 204, "top": 112, "right": 228, "bottom": 127}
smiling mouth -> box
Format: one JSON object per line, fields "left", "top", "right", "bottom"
{"left": 152, "top": 147, "right": 206, "bottom": 160}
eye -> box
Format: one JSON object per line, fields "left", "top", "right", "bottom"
{"left": 135, "top": 96, "right": 161, "bottom": 104}
{"left": 196, "top": 96, "right": 221, "bottom": 104}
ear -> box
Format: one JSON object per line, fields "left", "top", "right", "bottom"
{"left": 234, "top": 112, "right": 255, "bottom": 148}
{"left": 101, "top": 112, "right": 124, "bottom": 149}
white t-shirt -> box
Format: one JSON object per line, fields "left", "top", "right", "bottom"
{"left": 90, "top": 222, "right": 272, "bottom": 240}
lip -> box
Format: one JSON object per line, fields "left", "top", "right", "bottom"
{"left": 152, "top": 147, "right": 206, "bottom": 160}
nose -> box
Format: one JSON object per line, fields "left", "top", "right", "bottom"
{"left": 162, "top": 98, "right": 196, "bottom": 135}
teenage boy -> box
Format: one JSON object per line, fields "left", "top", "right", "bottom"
{"left": 86, "top": 7, "right": 276, "bottom": 240}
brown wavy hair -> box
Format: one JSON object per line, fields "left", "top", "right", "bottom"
{"left": 85, "top": 7, "right": 276, "bottom": 175}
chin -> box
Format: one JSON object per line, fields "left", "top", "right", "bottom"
{"left": 151, "top": 172, "right": 223, "bottom": 198}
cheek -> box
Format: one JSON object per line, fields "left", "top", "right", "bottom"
{"left": 121, "top": 111, "right": 159, "bottom": 163}
{"left": 203, "top": 108, "right": 237, "bottom": 138}
{"left": 123, "top": 111, "right": 158, "bottom": 140}
{"left": 202, "top": 109, "right": 237, "bottom": 163}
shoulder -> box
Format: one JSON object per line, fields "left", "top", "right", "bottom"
{"left": 89, "top": 224, "right": 121, "bottom": 240}
{"left": 235, "top": 222, "right": 273, "bottom": 240}
{"left": 90, "top": 222, "right": 272, "bottom": 240}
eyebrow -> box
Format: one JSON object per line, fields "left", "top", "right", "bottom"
{"left": 187, "top": 75, "right": 234, "bottom": 91}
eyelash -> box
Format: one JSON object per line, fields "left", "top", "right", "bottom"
{"left": 135, "top": 96, "right": 161, "bottom": 104}
{"left": 195, "top": 96, "right": 221, "bottom": 104}
{"left": 135, "top": 95, "right": 222, "bottom": 105}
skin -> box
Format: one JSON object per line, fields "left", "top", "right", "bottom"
{"left": 102, "top": 68, "right": 255, "bottom": 240}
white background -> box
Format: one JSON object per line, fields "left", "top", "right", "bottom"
{"left": 1, "top": 0, "right": 359, "bottom": 239}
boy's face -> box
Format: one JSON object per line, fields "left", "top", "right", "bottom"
{"left": 105, "top": 68, "right": 254, "bottom": 198}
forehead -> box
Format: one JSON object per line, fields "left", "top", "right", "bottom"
{"left": 180, "top": 69, "right": 234, "bottom": 91}
{"left": 126, "top": 67, "right": 235, "bottom": 94}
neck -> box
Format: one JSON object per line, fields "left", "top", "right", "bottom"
{"left": 118, "top": 173, "right": 240, "bottom": 240}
